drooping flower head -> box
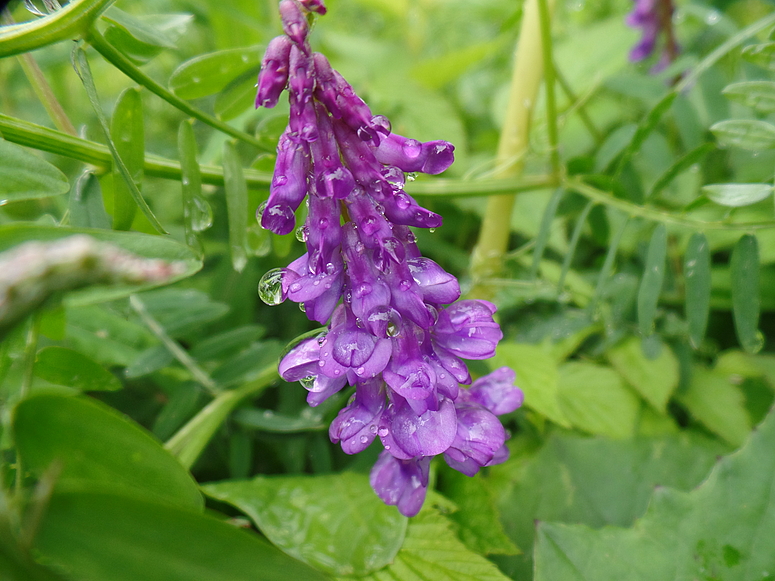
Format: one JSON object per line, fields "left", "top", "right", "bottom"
{"left": 626, "top": 0, "right": 679, "bottom": 72}
{"left": 256, "top": 0, "right": 523, "bottom": 516}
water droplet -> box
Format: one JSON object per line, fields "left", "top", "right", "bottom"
{"left": 189, "top": 195, "right": 213, "bottom": 232}
{"left": 406, "top": 172, "right": 418, "bottom": 182}
{"left": 325, "top": 262, "right": 336, "bottom": 274}
{"left": 333, "top": 369, "right": 341, "bottom": 376}
{"left": 356, "top": 366, "right": 365, "bottom": 375}
{"left": 429, "top": 227, "right": 436, "bottom": 233}
{"left": 369, "top": 425, "right": 378, "bottom": 434}
{"left": 387, "top": 321, "right": 399, "bottom": 337}
{"left": 359, "top": 434, "right": 369, "bottom": 444}
{"left": 402, "top": 139, "right": 422, "bottom": 158}
{"left": 192, "top": 76, "right": 201, "bottom": 83}
{"left": 705, "top": 9, "right": 721, "bottom": 24}
{"left": 256, "top": 201, "right": 268, "bottom": 222}
{"left": 258, "top": 268, "right": 286, "bottom": 305}
{"left": 300, "top": 375, "right": 316, "bottom": 389}
{"left": 399, "top": 279, "right": 412, "bottom": 291}
{"left": 378, "top": 427, "right": 389, "bottom": 437}
{"left": 371, "top": 114, "right": 391, "bottom": 134}
{"left": 299, "top": 302, "right": 306, "bottom": 313}
{"left": 296, "top": 225, "right": 309, "bottom": 242}
{"left": 263, "top": 409, "right": 274, "bottom": 418}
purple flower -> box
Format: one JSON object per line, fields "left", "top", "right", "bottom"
{"left": 370, "top": 452, "right": 430, "bottom": 517}
{"left": 625, "top": 0, "right": 679, "bottom": 71}
{"left": 257, "top": 0, "right": 522, "bottom": 517}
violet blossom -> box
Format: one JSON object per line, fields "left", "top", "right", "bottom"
{"left": 626, "top": 0, "right": 679, "bottom": 72}
{"left": 256, "top": 0, "right": 523, "bottom": 517}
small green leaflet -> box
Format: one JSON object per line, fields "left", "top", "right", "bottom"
{"left": 637, "top": 224, "right": 666, "bottom": 336}
{"left": 684, "top": 233, "right": 711, "bottom": 349}
{"left": 702, "top": 183, "right": 773, "bottom": 207}
{"left": 722, "top": 80, "right": 775, "bottom": 113}
{"left": 710, "top": 119, "right": 775, "bottom": 150}
{"left": 0, "top": 139, "right": 69, "bottom": 202}
{"left": 731, "top": 234, "right": 763, "bottom": 354}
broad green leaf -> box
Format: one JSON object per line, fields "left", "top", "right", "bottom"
{"left": 0, "top": 225, "right": 201, "bottom": 305}
{"left": 649, "top": 142, "right": 713, "bottom": 198}
{"left": 203, "top": 473, "right": 407, "bottom": 576}
{"left": 232, "top": 408, "right": 326, "bottom": 433}
{"left": 0, "top": 139, "right": 69, "bottom": 202}
{"left": 556, "top": 361, "right": 640, "bottom": 438}
{"left": 607, "top": 336, "right": 679, "bottom": 412}
{"left": 34, "top": 490, "right": 327, "bottom": 581}
{"left": 741, "top": 42, "right": 775, "bottom": 70}
{"left": 678, "top": 367, "right": 752, "bottom": 446}
{"left": 210, "top": 341, "right": 284, "bottom": 387}
{"left": 533, "top": 407, "right": 775, "bottom": 581}
{"left": 110, "top": 87, "right": 144, "bottom": 230}
{"left": 169, "top": 46, "right": 262, "bottom": 100}
{"left": 530, "top": 188, "right": 564, "bottom": 280}
{"left": 489, "top": 431, "right": 725, "bottom": 581}
{"left": 437, "top": 467, "right": 519, "bottom": 556}
{"left": 215, "top": 68, "right": 261, "bottom": 121}
{"left": 177, "top": 120, "right": 205, "bottom": 252}
{"left": 731, "top": 235, "right": 763, "bottom": 354}
{"left": 346, "top": 506, "right": 511, "bottom": 581}
{"left": 702, "top": 183, "right": 773, "bottom": 207}
{"left": 614, "top": 92, "right": 677, "bottom": 176}
{"left": 14, "top": 393, "right": 202, "bottom": 510}
{"left": 722, "top": 80, "right": 775, "bottom": 113}
{"left": 102, "top": 7, "right": 177, "bottom": 64}
{"left": 34, "top": 347, "right": 121, "bottom": 392}
{"left": 124, "top": 345, "right": 173, "bottom": 379}
{"left": 223, "top": 141, "right": 249, "bottom": 272}
{"left": 684, "top": 232, "right": 711, "bottom": 348}
{"left": 710, "top": 119, "right": 775, "bottom": 150}
{"left": 69, "top": 170, "right": 110, "bottom": 229}
{"left": 138, "top": 288, "right": 229, "bottom": 338}
{"left": 715, "top": 350, "right": 775, "bottom": 386}
{"left": 491, "top": 343, "right": 571, "bottom": 428}
{"left": 71, "top": 46, "right": 165, "bottom": 233}
{"left": 637, "top": 224, "right": 666, "bottom": 336}
{"left": 190, "top": 326, "right": 264, "bottom": 361}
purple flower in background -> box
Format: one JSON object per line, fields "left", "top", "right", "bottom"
{"left": 626, "top": 0, "right": 679, "bottom": 72}
{"left": 257, "top": 0, "right": 523, "bottom": 517}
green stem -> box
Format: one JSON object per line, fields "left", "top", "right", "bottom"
{"left": 0, "top": 0, "right": 116, "bottom": 58}
{"left": 165, "top": 365, "right": 278, "bottom": 470}
{"left": 554, "top": 62, "right": 601, "bottom": 143}
{"left": 87, "top": 30, "right": 270, "bottom": 152}
{"left": 537, "top": 0, "right": 561, "bottom": 179}
{"left": 469, "top": 0, "right": 555, "bottom": 299}
{"left": 129, "top": 295, "right": 218, "bottom": 397}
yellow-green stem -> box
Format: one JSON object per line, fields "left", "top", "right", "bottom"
{"left": 469, "top": 0, "right": 555, "bottom": 300}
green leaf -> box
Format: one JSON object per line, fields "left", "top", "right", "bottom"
{"left": 347, "top": 506, "right": 511, "bottom": 581}
{"left": 637, "top": 224, "right": 666, "bottom": 336}
{"left": 595, "top": 124, "right": 637, "bottom": 172}
{"left": 607, "top": 337, "right": 679, "bottom": 412}
{"left": 169, "top": 46, "right": 262, "bottom": 100}
{"left": 614, "top": 92, "right": 677, "bottom": 176}
{"left": 214, "top": 68, "right": 261, "bottom": 121}
{"left": 14, "top": 393, "right": 203, "bottom": 510}
{"left": 137, "top": 288, "right": 229, "bottom": 338}
{"left": 71, "top": 46, "right": 166, "bottom": 234}
{"left": 649, "top": 142, "right": 713, "bottom": 198}
{"left": 533, "top": 407, "right": 775, "bottom": 581}
{"left": 410, "top": 39, "right": 503, "bottom": 90}
{"left": 177, "top": 120, "right": 204, "bottom": 252}
{"left": 491, "top": 343, "right": 571, "bottom": 428}
{"left": 710, "top": 119, "right": 775, "bottom": 150}
{"left": 731, "top": 234, "right": 763, "bottom": 354}
{"left": 678, "top": 367, "right": 752, "bottom": 446}
{"left": 489, "top": 431, "right": 725, "bottom": 581}
{"left": 33, "top": 490, "right": 327, "bottom": 581}
{"left": 69, "top": 170, "right": 110, "bottom": 229}
{"left": 190, "top": 326, "right": 264, "bottom": 361}
{"left": 0, "top": 224, "right": 201, "bottom": 305}
{"left": 203, "top": 473, "right": 407, "bottom": 576}
{"left": 223, "top": 141, "right": 249, "bottom": 272}
{"left": 722, "top": 80, "right": 775, "bottom": 113}
{"left": 684, "top": 233, "right": 711, "bottom": 348}
{"left": 124, "top": 345, "right": 173, "bottom": 379}
{"left": 0, "top": 139, "right": 69, "bottom": 202}
{"left": 702, "top": 183, "right": 773, "bottom": 207}
{"left": 556, "top": 361, "right": 640, "bottom": 438}
{"left": 34, "top": 346, "right": 121, "bottom": 392}
{"left": 110, "top": 87, "right": 145, "bottom": 230}
{"left": 232, "top": 408, "right": 326, "bottom": 433}
{"left": 437, "top": 467, "right": 519, "bottom": 556}
{"left": 741, "top": 42, "right": 775, "bottom": 70}
{"left": 531, "top": 188, "right": 564, "bottom": 280}
{"left": 102, "top": 7, "right": 177, "bottom": 65}
{"left": 210, "top": 341, "right": 283, "bottom": 387}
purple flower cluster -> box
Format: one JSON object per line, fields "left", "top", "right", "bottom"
{"left": 626, "top": 0, "right": 679, "bottom": 71}
{"left": 256, "top": 0, "right": 523, "bottom": 517}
